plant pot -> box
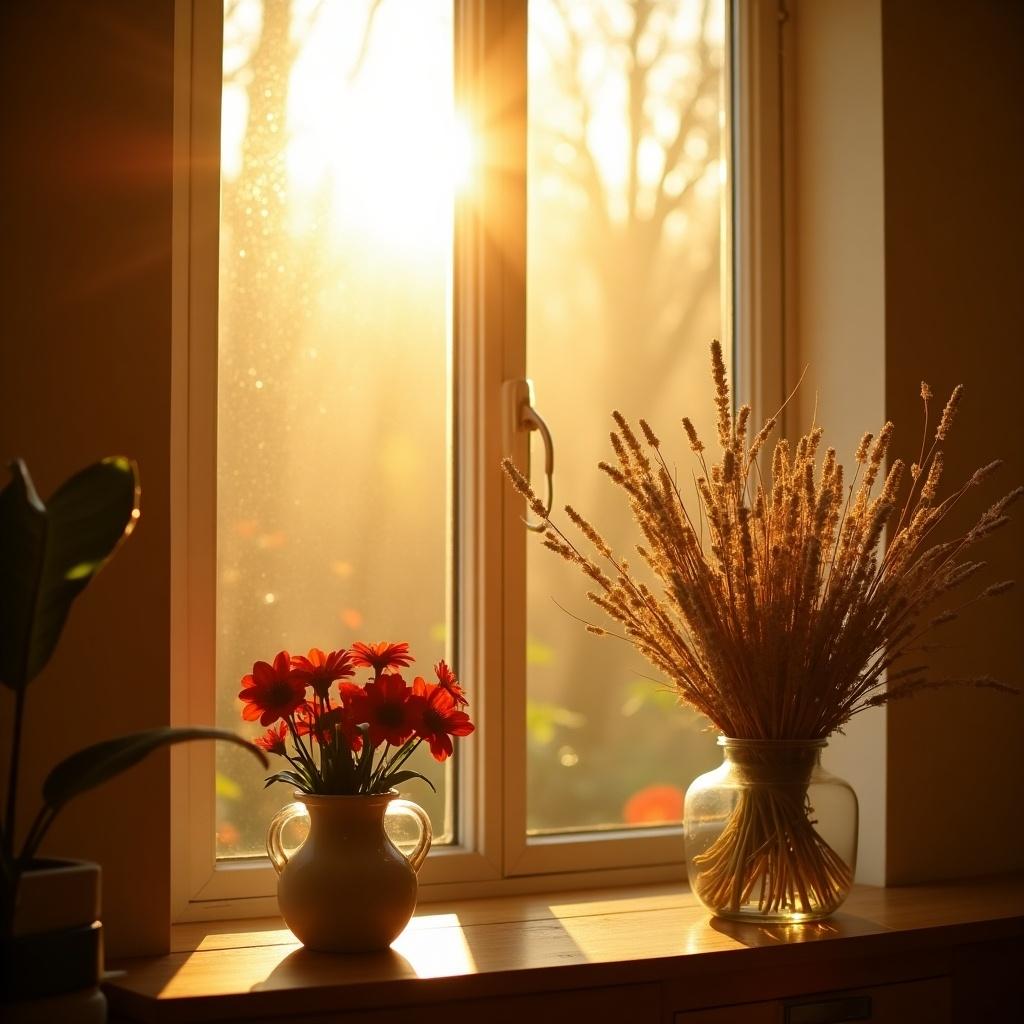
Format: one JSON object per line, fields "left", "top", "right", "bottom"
{"left": 683, "top": 738, "right": 858, "bottom": 922}
{"left": 1, "top": 858, "right": 107, "bottom": 1023}
{"left": 267, "top": 790, "right": 432, "bottom": 952}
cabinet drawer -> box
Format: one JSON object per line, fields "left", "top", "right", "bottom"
{"left": 675, "top": 976, "right": 951, "bottom": 1024}
{"left": 284, "top": 982, "right": 664, "bottom": 1024}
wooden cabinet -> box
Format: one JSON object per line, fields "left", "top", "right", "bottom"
{"left": 106, "top": 877, "right": 1023, "bottom": 1023}
{"left": 261, "top": 984, "right": 664, "bottom": 1024}
{"left": 675, "top": 978, "right": 952, "bottom": 1024}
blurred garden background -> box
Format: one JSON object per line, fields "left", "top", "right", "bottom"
{"left": 214, "top": 0, "right": 727, "bottom": 857}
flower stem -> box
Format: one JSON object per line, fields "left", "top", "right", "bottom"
{"left": 287, "top": 715, "right": 319, "bottom": 786}
{"left": 369, "top": 743, "right": 391, "bottom": 788}
{"left": 284, "top": 753, "right": 313, "bottom": 789}
{"left": 378, "top": 738, "right": 421, "bottom": 785}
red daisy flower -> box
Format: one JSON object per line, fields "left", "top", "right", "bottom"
{"left": 433, "top": 659, "right": 468, "bottom": 707}
{"left": 350, "top": 641, "right": 414, "bottom": 676}
{"left": 253, "top": 720, "right": 289, "bottom": 756}
{"left": 358, "top": 673, "right": 422, "bottom": 747}
{"left": 238, "top": 651, "right": 307, "bottom": 726}
{"left": 296, "top": 701, "right": 362, "bottom": 752}
{"left": 338, "top": 681, "right": 368, "bottom": 709}
{"left": 412, "top": 678, "right": 475, "bottom": 761}
{"left": 293, "top": 701, "right": 325, "bottom": 739}
{"left": 291, "top": 647, "right": 355, "bottom": 698}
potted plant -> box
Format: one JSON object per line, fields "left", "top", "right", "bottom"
{"left": 505, "top": 341, "right": 1020, "bottom": 922}
{"left": 237, "top": 642, "right": 474, "bottom": 951}
{"left": 0, "top": 457, "right": 265, "bottom": 1021}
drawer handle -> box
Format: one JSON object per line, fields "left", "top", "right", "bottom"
{"left": 785, "top": 995, "right": 872, "bottom": 1024}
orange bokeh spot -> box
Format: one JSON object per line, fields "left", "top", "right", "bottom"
{"left": 234, "top": 518, "right": 259, "bottom": 538}
{"left": 340, "top": 608, "right": 364, "bottom": 629}
{"left": 216, "top": 822, "right": 240, "bottom": 847}
{"left": 258, "top": 530, "right": 288, "bottom": 550}
{"left": 623, "top": 784, "right": 684, "bottom": 825}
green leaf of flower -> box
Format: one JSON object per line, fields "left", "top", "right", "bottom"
{"left": 376, "top": 769, "right": 436, "bottom": 793}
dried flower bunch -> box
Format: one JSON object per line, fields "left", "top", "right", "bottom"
{"left": 504, "top": 341, "right": 1020, "bottom": 918}
{"left": 504, "top": 341, "right": 1020, "bottom": 741}
{"left": 239, "top": 642, "right": 474, "bottom": 796}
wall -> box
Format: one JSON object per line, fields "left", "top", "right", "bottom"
{"left": 0, "top": 1, "right": 174, "bottom": 956}
{"left": 790, "top": 0, "right": 1024, "bottom": 884}
{"left": 791, "top": 0, "right": 888, "bottom": 886}
{"left": 882, "top": 0, "right": 1024, "bottom": 881}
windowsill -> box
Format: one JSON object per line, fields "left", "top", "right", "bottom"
{"left": 105, "top": 875, "right": 1024, "bottom": 1022}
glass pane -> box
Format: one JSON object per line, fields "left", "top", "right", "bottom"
{"left": 526, "top": 0, "right": 728, "bottom": 833}
{"left": 215, "top": 0, "right": 456, "bottom": 858}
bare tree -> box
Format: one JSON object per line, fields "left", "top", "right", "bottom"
{"left": 526, "top": 0, "right": 724, "bottom": 828}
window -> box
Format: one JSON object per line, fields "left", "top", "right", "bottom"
{"left": 173, "top": 0, "right": 782, "bottom": 920}
{"left": 214, "top": 0, "right": 459, "bottom": 860}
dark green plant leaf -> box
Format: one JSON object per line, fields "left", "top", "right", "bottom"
{"left": 264, "top": 770, "right": 309, "bottom": 791}
{"left": 0, "top": 458, "right": 139, "bottom": 690}
{"left": 377, "top": 769, "right": 436, "bottom": 793}
{"left": 43, "top": 728, "right": 267, "bottom": 813}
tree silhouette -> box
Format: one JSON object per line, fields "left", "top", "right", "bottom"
{"left": 526, "top": 0, "right": 725, "bottom": 829}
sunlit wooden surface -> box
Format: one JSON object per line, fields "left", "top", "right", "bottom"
{"left": 106, "top": 875, "right": 1024, "bottom": 1022}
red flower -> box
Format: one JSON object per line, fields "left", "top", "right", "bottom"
{"left": 433, "top": 659, "right": 468, "bottom": 707}
{"left": 339, "top": 681, "right": 368, "bottom": 709}
{"left": 253, "top": 720, "right": 289, "bottom": 755}
{"left": 296, "top": 700, "right": 362, "bottom": 752}
{"left": 350, "top": 641, "right": 414, "bottom": 676}
{"left": 412, "top": 678, "right": 475, "bottom": 762}
{"left": 356, "top": 673, "right": 421, "bottom": 747}
{"left": 238, "top": 651, "right": 307, "bottom": 726}
{"left": 291, "top": 647, "right": 355, "bottom": 698}
{"left": 293, "top": 701, "right": 325, "bottom": 739}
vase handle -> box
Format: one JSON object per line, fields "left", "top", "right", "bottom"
{"left": 266, "top": 801, "right": 307, "bottom": 875}
{"left": 388, "top": 799, "right": 433, "bottom": 873}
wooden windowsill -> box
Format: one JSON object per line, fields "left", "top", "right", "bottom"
{"left": 105, "top": 875, "right": 1024, "bottom": 1022}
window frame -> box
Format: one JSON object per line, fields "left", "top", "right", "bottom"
{"left": 171, "top": 0, "right": 786, "bottom": 922}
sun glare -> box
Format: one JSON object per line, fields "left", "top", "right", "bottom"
{"left": 224, "top": 1, "right": 470, "bottom": 260}
{"left": 450, "top": 114, "right": 477, "bottom": 193}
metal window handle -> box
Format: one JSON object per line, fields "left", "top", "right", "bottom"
{"left": 504, "top": 378, "right": 554, "bottom": 531}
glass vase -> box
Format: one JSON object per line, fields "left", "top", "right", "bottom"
{"left": 683, "top": 738, "right": 857, "bottom": 922}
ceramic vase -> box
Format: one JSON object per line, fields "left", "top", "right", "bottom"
{"left": 267, "top": 790, "right": 432, "bottom": 952}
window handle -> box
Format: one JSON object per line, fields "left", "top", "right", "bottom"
{"left": 504, "top": 378, "right": 555, "bottom": 531}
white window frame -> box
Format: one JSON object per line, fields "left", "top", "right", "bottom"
{"left": 171, "top": 0, "right": 787, "bottom": 922}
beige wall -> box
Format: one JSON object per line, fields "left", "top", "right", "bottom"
{"left": 882, "top": 0, "right": 1024, "bottom": 881}
{"left": 0, "top": 1, "right": 174, "bottom": 956}
{"left": 791, "top": 0, "right": 1024, "bottom": 884}
{"left": 791, "top": 0, "right": 889, "bottom": 887}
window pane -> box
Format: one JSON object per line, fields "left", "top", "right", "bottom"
{"left": 526, "top": 0, "right": 728, "bottom": 834}
{"left": 215, "top": 0, "right": 455, "bottom": 858}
